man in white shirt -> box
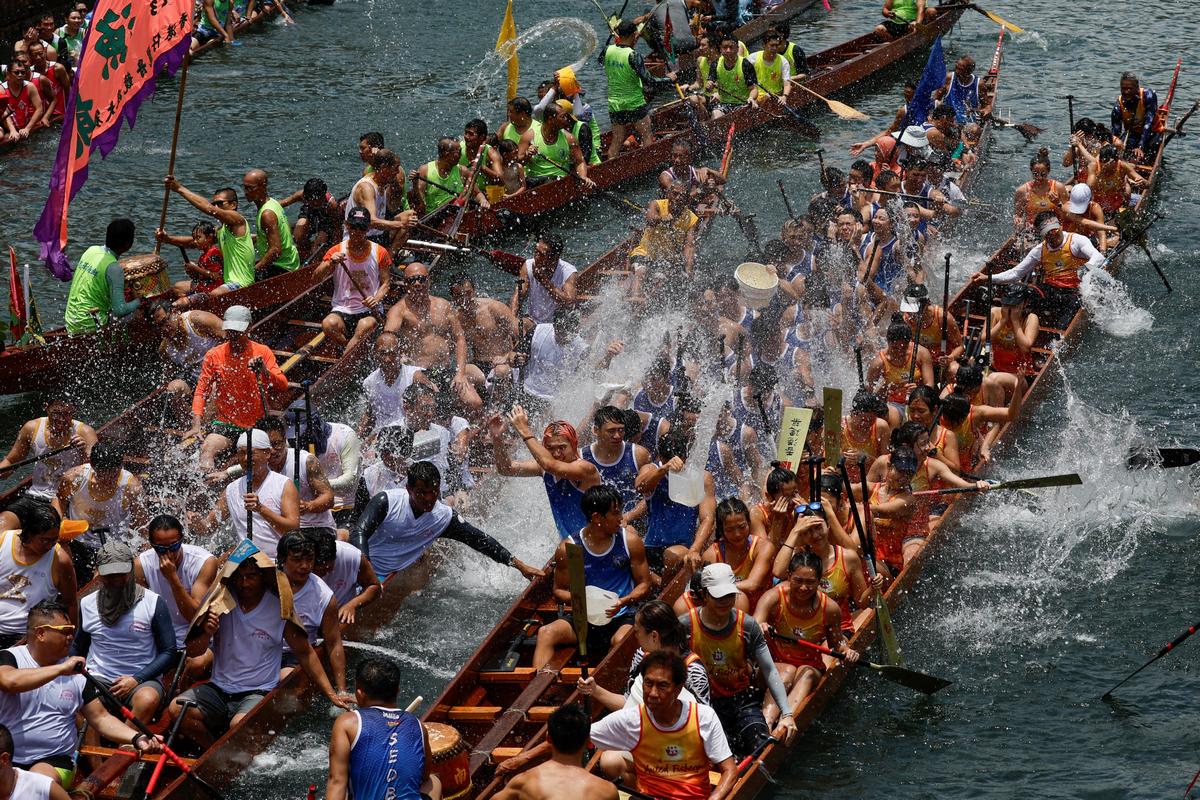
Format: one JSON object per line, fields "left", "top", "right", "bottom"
{"left": 504, "top": 233, "right": 578, "bottom": 325}
{"left": 358, "top": 332, "right": 427, "bottom": 438}
{"left": 523, "top": 307, "right": 588, "bottom": 403}
{"left": 0, "top": 722, "right": 71, "bottom": 800}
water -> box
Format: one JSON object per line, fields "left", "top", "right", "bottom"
{"left": 2, "top": 0, "right": 1200, "bottom": 797}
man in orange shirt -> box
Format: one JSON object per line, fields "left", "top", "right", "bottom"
{"left": 189, "top": 305, "right": 288, "bottom": 472}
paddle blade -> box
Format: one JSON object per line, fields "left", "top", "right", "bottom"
{"left": 564, "top": 543, "right": 589, "bottom": 658}
{"left": 486, "top": 249, "right": 527, "bottom": 273}
{"left": 872, "top": 663, "right": 952, "bottom": 694}
{"left": 1013, "top": 122, "right": 1044, "bottom": 141}
{"left": 999, "top": 473, "right": 1082, "bottom": 490}
{"left": 974, "top": 4, "right": 1023, "bottom": 32}
{"left": 875, "top": 595, "right": 904, "bottom": 666}
{"left": 1128, "top": 447, "right": 1200, "bottom": 470}
{"left": 827, "top": 98, "right": 870, "bottom": 121}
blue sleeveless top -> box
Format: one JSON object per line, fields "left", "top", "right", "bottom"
{"left": 582, "top": 443, "right": 640, "bottom": 512}
{"left": 644, "top": 467, "right": 701, "bottom": 549}
{"left": 349, "top": 707, "right": 425, "bottom": 800}
{"left": 544, "top": 471, "right": 588, "bottom": 540}
{"left": 633, "top": 387, "right": 674, "bottom": 457}
{"left": 707, "top": 438, "right": 739, "bottom": 501}
{"left": 947, "top": 74, "right": 979, "bottom": 123}
{"left": 570, "top": 529, "right": 635, "bottom": 620}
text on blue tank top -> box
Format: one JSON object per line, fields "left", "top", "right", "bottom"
{"left": 349, "top": 707, "right": 425, "bottom": 800}
{"left": 543, "top": 471, "right": 589, "bottom": 540}
{"left": 633, "top": 388, "right": 674, "bottom": 455}
{"left": 706, "top": 439, "right": 738, "bottom": 501}
{"left": 571, "top": 530, "right": 635, "bottom": 617}
{"left": 645, "top": 473, "right": 700, "bottom": 548}
{"left": 583, "top": 443, "right": 639, "bottom": 511}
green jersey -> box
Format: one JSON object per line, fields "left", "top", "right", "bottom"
{"left": 891, "top": 0, "right": 918, "bottom": 23}
{"left": 255, "top": 198, "right": 299, "bottom": 273}
{"left": 218, "top": 224, "right": 256, "bottom": 288}
{"left": 64, "top": 246, "right": 117, "bottom": 334}
{"left": 526, "top": 127, "right": 573, "bottom": 179}
{"left": 423, "top": 160, "right": 464, "bottom": 211}
{"left": 604, "top": 45, "right": 646, "bottom": 113}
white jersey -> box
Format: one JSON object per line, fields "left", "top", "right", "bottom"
{"left": 0, "top": 530, "right": 61, "bottom": 635}
{"left": 138, "top": 543, "right": 214, "bottom": 647}
{"left": 287, "top": 572, "right": 334, "bottom": 646}
{"left": 225, "top": 470, "right": 290, "bottom": 559}
{"left": 321, "top": 540, "right": 364, "bottom": 606}
{"left": 523, "top": 323, "right": 586, "bottom": 401}
{"left": 11, "top": 767, "right": 53, "bottom": 799}
{"left": 27, "top": 417, "right": 86, "bottom": 499}
{"left": 80, "top": 589, "right": 164, "bottom": 682}
{"left": 367, "top": 488, "right": 454, "bottom": 578}
{"left": 0, "top": 645, "right": 85, "bottom": 762}
{"left": 523, "top": 258, "right": 577, "bottom": 324}
{"left": 162, "top": 311, "right": 220, "bottom": 383}
{"left": 362, "top": 366, "right": 423, "bottom": 433}
{"left": 320, "top": 422, "right": 361, "bottom": 507}
{"left": 210, "top": 591, "right": 287, "bottom": 694}
{"left": 282, "top": 448, "right": 337, "bottom": 529}
{"left": 329, "top": 240, "right": 389, "bottom": 314}
{"left": 363, "top": 462, "right": 405, "bottom": 497}
{"left": 66, "top": 466, "right": 135, "bottom": 547}
{"left": 346, "top": 175, "right": 388, "bottom": 238}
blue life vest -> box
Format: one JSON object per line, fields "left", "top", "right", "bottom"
{"left": 349, "top": 707, "right": 425, "bottom": 800}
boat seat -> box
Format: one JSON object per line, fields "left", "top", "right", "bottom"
{"left": 446, "top": 706, "right": 503, "bottom": 721}
{"left": 478, "top": 667, "right": 582, "bottom": 684}
{"left": 527, "top": 706, "right": 558, "bottom": 722}
{"left": 273, "top": 348, "right": 338, "bottom": 364}
{"left": 490, "top": 747, "right": 524, "bottom": 763}
{"left": 78, "top": 746, "right": 198, "bottom": 767}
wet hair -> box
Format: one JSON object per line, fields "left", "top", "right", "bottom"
{"left": 955, "top": 364, "right": 983, "bottom": 391}
{"left": 1073, "top": 117, "right": 1096, "bottom": 136}
{"left": 939, "top": 393, "right": 971, "bottom": 426}
{"left": 88, "top": 441, "right": 124, "bottom": 472}
{"left": 876, "top": 169, "right": 900, "bottom": 187}
{"left": 376, "top": 425, "right": 414, "bottom": 458}
{"left": 547, "top": 704, "right": 590, "bottom": 754}
{"left": 852, "top": 388, "right": 887, "bottom": 416}
{"left": 764, "top": 31, "right": 785, "bottom": 44}
{"left": 214, "top": 187, "right": 238, "bottom": 205}
{"left": 313, "top": 528, "right": 338, "bottom": 566}
{"left": 850, "top": 159, "right": 874, "bottom": 180}
{"left": 807, "top": 196, "right": 841, "bottom": 224}
{"left": 105, "top": 218, "right": 135, "bottom": 252}
{"left": 931, "top": 105, "right": 956, "bottom": 121}
{"left": 402, "top": 381, "right": 435, "bottom": 407}
{"left": 715, "top": 497, "right": 750, "bottom": 540}
{"left": 27, "top": 597, "right": 71, "bottom": 631}
{"left": 1099, "top": 144, "right": 1119, "bottom": 162}
{"left": 9, "top": 497, "right": 60, "bottom": 542}
{"left": 408, "top": 461, "right": 441, "bottom": 489}
{"left": 748, "top": 362, "right": 778, "bottom": 394}
{"left": 635, "top": 599, "right": 687, "bottom": 650}
{"left": 821, "top": 167, "right": 846, "bottom": 192}
{"left": 553, "top": 305, "right": 580, "bottom": 332}
{"left": 277, "top": 530, "right": 316, "bottom": 563}
{"left": 302, "top": 178, "right": 327, "bottom": 201}
{"left": 907, "top": 384, "right": 940, "bottom": 411}
{"left": 256, "top": 415, "right": 287, "bottom": 436}
{"left": 355, "top": 657, "right": 401, "bottom": 702}
{"left": 1120, "top": 71, "right": 1138, "bottom": 84}
{"left": 447, "top": 271, "right": 473, "bottom": 291}
{"left": 766, "top": 461, "right": 797, "bottom": 496}
{"left": 886, "top": 321, "right": 913, "bottom": 344}
{"left": 593, "top": 405, "right": 627, "bottom": 430}
{"left": 890, "top": 446, "right": 919, "bottom": 474}
{"left": 145, "top": 297, "right": 175, "bottom": 319}
{"left": 464, "top": 118, "right": 488, "bottom": 137}
{"left": 498, "top": 139, "right": 519, "bottom": 157}
{"left": 372, "top": 149, "right": 400, "bottom": 170}
{"left": 621, "top": 409, "right": 642, "bottom": 442}
{"left": 359, "top": 132, "right": 385, "bottom": 149}
{"left": 788, "top": 548, "right": 823, "bottom": 575}
{"left": 537, "top": 232, "right": 565, "bottom": 260}
{"left": 192, "top": 220, "right": 217, "bottom": 239}
{"left": 616, "top": 19, "right": 638, "bottom": 37}
{"left": 890, "top": 421, "right": 926, "bottom": 449}
{"left": 640, "top": 649, "right": 686, "bottom": 686}
{"left": 581, "top": 484, "right": 622, "bottom": 520}
{"left": 1029, "top": 147, "right": 1052, "bottom": 171}
{"left": 820, "top": 471, "right": 844, "bottom": 500}
{"left": 807, "top": 405, "right": 824, "bottom": 432}
{"left": 147, "top": 514, "right": 183, "bottom": 538}
{"left": 437, "top": 137, "right": 459, "bottom": 157}
{"left": 674, "top": 393, "right": 702, "bottom": 418}
{"left": 508, "top": 96, "right": 533, "bottom": 115}
{"left": 657, "top": 429, "right": 690, "bottom": 462}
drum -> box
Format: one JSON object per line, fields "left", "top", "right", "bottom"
{"left": 121, "top": 253, "right": 170, "bottom": 301}
{"left": 427, "top": 722, "right": 470, "bottom": 799}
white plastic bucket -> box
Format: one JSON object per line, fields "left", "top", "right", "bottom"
{"left": 734, "top": 262, "right": 779, "bottom": 309}
{"left": 584, "top": 586, "right": 620, "bottom": 626}
{"left": 668, "top": 464, "right": 705, "bottom": 507}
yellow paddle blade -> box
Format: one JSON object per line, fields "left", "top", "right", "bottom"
{"left": 797, "top": 83, "right": 869, "bottom": 121}
{"left": 59, "top": 519, "right": 90, "bottom": 542}
{"left": 976, "top": 4, "right": 1023, "bottom": 33}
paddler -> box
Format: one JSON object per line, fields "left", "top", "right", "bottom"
{"left": 704, "top": 498, "right": 773, "bottom": 612}
{"left": 351, "top": 461, "right": 543, "bottom": 582}
{"left": 498, "top": 96, "right": 542, "bottom": 147}
{"left": 851, "top": 445, "right": 919, "bottom": 575}
{"left": 682, "top": 563, "right": 798, "bottom": 754}
{"left": 987, "top": 282, "right": 1041, "bottom": 380}
{"left": 134, "top": 515, "right": 219, "bottom": 657}
{"left": 411, "top": 137, "right": 491, "bottom": 216}
{"left": 866, "top": 319, "right": 935, "bottom": 420}
{"left": 242, "top": 169, "right": 301, "bottom": 279}
{"left": 274, "top": 532, "right": 348, "bottom": 699}
{"left": 311, "top": 530, "right": 380, "bottom": 626}
{"left": 0, "top": 61, "right": 43, "bottom": 142}
{"left": 553, "top": 99, "right": 603, "bottom": 166}
{"left": 658, "top": 139, "right": 726, "bottom": 211}
{"left": 841, "top": 388, "right": 891, "bottom": 484}
{"left": 1087, "top": 144, "right": 1147, "bottom": 220}
{"left": 899, "top": 282, "right": 963, "bottom": 376}
{"left": 582, "top": 406, "right": 653, "bottom": 522}
{"left": 1012, "top": 149, "right": 1068, "bottom": 239}
{"left": 534, "top": 67, "right": 602, "bottom": 165}
{"left": 493, "top": 704, "right": 617, "bottom": 800}
{"left": 62, "top": 218, "right": 141, "bottom": 335}
{"left": 1111, "top": 72, "right": 1159, "bottom": 163}
{"left": 495, "top": 233, "right": 579, "bottom": 326}
{"left": 192, "top": 0, "right": 233, "bottom": 49}
{"left": 636, "top": 430, "right": 714, "bottom": 574}
{"left": 490, "top": 406, "right": 601, "bottom": 541}
{"left": 874, "top": 0, "right": 926, "bottom": 40}
{"left": 701, "top": 34, "right": 755, "bottom": 120}
{"left": 448, "top": 272, "right": 519, "bottom": 393}
{"left": 164, "top": 178, "right": 258, "bottom": 295}
{"left": 1061, "top": 184, "right": 1117, "bottom": 252}
{"left": 747, "top": 31, "right": 792, "bottom": 110}
{"left": 972, "top": 211, "right": 1105, "bottom": 328}
{"left": 0, "top": 599, "right": 162, "bottom": 788}
{"left": 169, "top": 552, "right": 350, "bottom": 749}
{"left": 346, "top": 149, "right": 416, "bottom": 249}
{"left": 0, "top": 499, "right": 77, "bottom": 650}
{"left": 326, "top": 657, "right": 442, "bottom": 800}
{"left": 936, "top": 55, "right": 987, "bottom": 124}
{"left": 532, "top": 484, "right": 651, "bottom": 669}
{"left": 0, "top": 398, "right": 96, "bottom": 498}
{"left": 627, "top": 183, "right": 700, "bottom": 295}
{"left": 310, "top": 206, "right": 391, "bottom": 352}
{"left": 358, "top": 132, "right": 384, "bottom": 175}
{"left": 600, "top": 20, "right": 677, "bottom": 160}
{"left": 517, "top": 101, "right": 595, "bottom": 190}
{"left": 147, "top": 299, "right": 225, "bottom": 423}
{"left": 938, "top": 385, "right": 1021, "bottom": 475}
{"left": 460, "top": 118, "right": 504, "bottom": 188}
{"left": 0, "top": 723, "right": 71, "bottom": 800}
{"left": 157, "top": 220, "right": 224, "bottom": 299}
{"left": 772, "top": 21, "right": 808, "bottom": 78}
{"left": 255, "top": 417, "right": 337, "bottom": 539}
{"left": 359, "top": 332, "right": 426, "bottom": 438}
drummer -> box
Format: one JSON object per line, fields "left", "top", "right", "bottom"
{"left": 0, "top": 398, "right": 97, "bottom": 500}
{"left": 63, "top": 218, "right": 141, "bottom": 335}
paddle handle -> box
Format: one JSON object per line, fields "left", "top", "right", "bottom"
{"left": 0, "top": 441, "right": 79, "bottom": 472}
{"left": 770, "top": 630, "right": 844, "bottom": 660}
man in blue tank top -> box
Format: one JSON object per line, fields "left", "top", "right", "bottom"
{"left": 490, "top": 406, "right": 601, "bottom": 540}
{"left": 326, "top": 657, "right": 439, "bottom": 800}
{"left": 581, "top": 406, "right": 652, "bottom": 526}
{"left": 532, "top": 486, "right": 652, "bottom": 669}
{"left": 635, "top": 430, "right": 715, "bottom": 575}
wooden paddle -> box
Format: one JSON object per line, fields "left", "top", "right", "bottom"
{"left": 841, "top": 456, "right": 903, "bottom": 667}
{"left": 1127, "top": 447, "right": 1200, "bottom": 470}
{"left": 754, "top": 85, "right": 822, "bottom": 137}
{"left": 777, "top": 179, "right": 800, "bottom": 222}
{"left": 279, "top": 331, "right": 327, "bottom": 373}
{"left": 769, "top": 631, "right": 950, "bottom": 694}
{"left": 564, "top": 542, "right": 591, "bottom": 716}
{"left": 793, "top": 83, "right": 869, "bottom": 121}
{"left": 934, "top": 2, "right": 1024, "bottom": 32}
{"left": 912, "top": 473, "right": 1082, "bottom": 496}
{"left": 823, "top": 387, "right": 842, "bottom": 465}
{"left": 0, "top": 440, "right": 81, "bottom": 474}
{"left": 1102, "top": 619, "right": 1200, "bottom": 699}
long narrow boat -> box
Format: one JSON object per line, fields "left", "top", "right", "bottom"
{"left": 415, "top": 68, "right": 1190, "bottom": 800}
{"left": 428, "top": 6, "right": 965, "bottom": 240}
{"left": 672, "top": 0, "right": 827, "bottom": 75}
{"left": 0, "top": 262, "right": 327, "bottom": 396}
{"left": 190, "top": 1, "right": 284, "bottom": 59}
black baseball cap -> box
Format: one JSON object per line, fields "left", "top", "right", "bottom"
{"left": 346, "top": 206, "right": 371, "bottom": 230}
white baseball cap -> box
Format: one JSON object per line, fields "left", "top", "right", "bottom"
{"left": 700, "top": 563, "right": 739, "bottom": 598}
{"left": 223, "top": 305, "right": 252, "bottom": 332}
{"left": 898, "top": 125, "right": 929, "bottom": 149}
{"left": 1067, "top": 183, "right": 1093, "bottom": 215}
{"left": 237, "top": 429, "right": 272, "bottom": 450}
{"left": 1038, "top": 215, "right": 1063, "bottom": 237}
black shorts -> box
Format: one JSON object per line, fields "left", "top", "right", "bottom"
{"left": 334, "top": 310, "right": 373, "bottom": 333}
{"left": 565, "top": 612, "right": 632, "bottom": 660}
{"left": 881, "top": 18, "right": 911, "bottom": 37}
{"left": 1031, "top": 285, "right": 1081, "bottom": 330}
{"left": 178, "top": 682, "right": 267, "bottom": 738}
{"left": 85, "top": 675, "right": 165, "bottom": 715}
{"left": 610, "top": 105, "right": 650, "bottom": 126}
{"left": 193, "top": 25, "right": 221, "bottom": 44}
{"left": 712, "top": 688, "right": 771, "bottom": 756}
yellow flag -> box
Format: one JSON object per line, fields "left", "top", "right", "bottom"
{"left": 496, "top": 0, "right": 519, "bottom": 101}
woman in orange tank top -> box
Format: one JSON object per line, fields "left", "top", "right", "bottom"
{"left": 704, "top": 498, "right": 773, "bottom": 612}
{"left": 1087, "top": 144, "right": 1146, "bottom": 218}
{"left": 938, "top": 386, "right": 1022, "bottom": 476}
{"left": 1013, "top": 148, "right": 1067, "bottom": 234}
{"left": 749, "top": 462, "right": 801, "bottom": 550}
{"left": 989, "top": 283, "right": 1040, "bottom": 377}
{"left": 842, "top": 388, "right": 890, "bottom": 485}
{"left": 904, "top": 385, "right": 959, "bottom": 473}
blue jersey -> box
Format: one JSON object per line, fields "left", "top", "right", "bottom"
{"left": 946, "top": 73, "right": 979, "bottom": 123}
{"left": 633, "top": 387, "right": 674, "bottom": 457}
{"left": 644, "top": 467, "right": 701, "bottom": 549}
{"left": 570, "top": 529, "right": 635, "bottom": 619}
{"left": 544, "top": 471, "right": 589, "bottom": 540}
{"left": 859, "top": 233, "right": 904, "bottom": 294}
{"left": 707, "top": 438, "right": 739, "bottom": 501}
{"left": 349, "top": 707, "right": 425, "bottom": 800}
{"left": 582, "top": 443, "right": 640, "bottom": 512}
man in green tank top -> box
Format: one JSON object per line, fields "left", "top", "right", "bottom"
{"left": 875, "top": 0, "right": 926, "bottom": 39}
{"left": 705, "top": 34, "right": 757, "bottom": 119}
{"left": 192, "top": 0, "right": 234, "bottom": 50}
{"left": 498, "top": 97, "right": 541, "bottom": 147}
{"left": 459, "top": 118, "right": 503, "bottom": 191}
{"left": 600, "top": 20, "right": 676, "bottom": 160}
{"left": 411, "top": 137, "right": 490, "bottom": 215}
{"left": 63, "top": 218, "right": 141, "bottom": 335}
{"left": 243, "top": 169, "right": 300, "bottom": 279}
{"left": 557, "top": 100, "right": 601, "bottom": 166}
{"left": 518, "top": 102, "right": 596, "bottom": 189}
{"left": 166, "top": 178, "right": 257, "bottom": 296}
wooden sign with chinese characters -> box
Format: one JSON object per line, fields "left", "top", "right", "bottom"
{"left": 775, "top": 406, "right": 813, "bottom": 470}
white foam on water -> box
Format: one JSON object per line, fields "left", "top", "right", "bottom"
{"left": 343, "top": 640, "right": 457, "bottom": 679}
{"left": 1013, "top": 29, "right": 1048, "bottom": 51}
{"left": 1080, "top": 267, "right": 1154, "bottom": 338}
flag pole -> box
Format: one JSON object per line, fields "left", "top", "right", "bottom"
{"left": 154, "top": 53, "right": 191, "bottom": 255}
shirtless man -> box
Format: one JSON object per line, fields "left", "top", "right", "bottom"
{"left": 495, "top": 704, "right": 617, "bottom": 800}
{"left": 448, "top": 272, "right": 518, "bottom": 396}
{"left": 384, "top": 262, "right": 481, "bottom": 413}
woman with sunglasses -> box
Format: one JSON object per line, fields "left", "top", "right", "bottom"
{"left": 703, "top": 499, "right": 773, "bottom": 613}
{"left": 134, "top": 515, "right": 218, "bottom": 654}
{"left": 1012, "top": 148, "right": 1068, "bottom": 238}
{"left": 749, "top": 462, "right": 801, "bottom": 552}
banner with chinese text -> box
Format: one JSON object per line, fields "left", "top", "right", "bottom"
{"left": 33, "top": 0, "right": 193, "bottom": 280}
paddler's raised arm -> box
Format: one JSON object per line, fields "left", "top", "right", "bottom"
{"left": 439, "top": 514, "right": 544, "bottom": 581}
{"left": 349, "top": 491, "right": 390, "bottom": 560}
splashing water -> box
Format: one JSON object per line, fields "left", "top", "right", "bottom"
{"left": 463, "top": 17, "right": 597, "bottom": 116}
{"left": 1080, "top": 266, "right": 1155, "bottom": 337}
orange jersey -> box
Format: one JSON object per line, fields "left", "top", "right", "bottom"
{"left": 687, "top": 608, "right": 754, "bottom": 697}
{"left": 192, "top": 340, "right": 288, "bottom": 429}
{"left": 632, "top": 702, "right": 711, "bottom": 800}
{"left": 765, "top": 583, "right": 837, "bottom": 669}
{"left": 820, "top": 545, "right": 856, "bottom": 632}
{"left": 707, "top": 535, "right": 765, "bottom": 610}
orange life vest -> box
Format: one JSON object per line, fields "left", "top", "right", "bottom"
{"left": 687, "top": 608, "right": 754, "bottom": 697}
{"left": 631, "top": 702, "right": 711, "bottom": 800}
{"left": 1039, "top": 232, "right": 1087, "bottom": 289}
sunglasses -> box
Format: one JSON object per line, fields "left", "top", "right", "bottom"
{"left": 794, "top": 500, "right": 824, "bottom": 515}
{"left": 38, "top": 623, "right": 76, "bottom": 636}
{"left": 152, "top": 539, "right": 184, "bottom": 555}
{"left": 406, "top": 275, "right": 430, "bottom": 284}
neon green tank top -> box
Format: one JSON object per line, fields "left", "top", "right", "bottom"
{"left": 891, "top": 0, "right": 918, "bottom": 22}
{"left": 459, "top": 141, "right": 491, "bottom": 189}
{"left": 696, "top": 56, "right": 714, "bottom": 96}
{"left": 501, "top": 119, "right": 540, "bottom": 146}
{"left": 255, "top": 198, "right": 299, "bottom": 273}
{"left": 572, "top": 119, "right": 602, "bottom": 165}
{"left": 423, "top": 160, "right": 463, "bottom": 211}
{"left": 211, "top": 0, "right": 231, "bottom": 25}
{"left": 716, "top": 56, "right": 750, "bottom": 104}
{"left": 604, "top": 45, "right": 645, "bottom": 113}
{"left": 218, "top": 224, "right": 256, "bottom": 288}
{"left": 526, "top": 127, "right": 573, "bottom": 179}
{"left": 64, "top": 246, "right": 116, "bottom": 334}
{"left": 782, "top": 42, "right": 800, "bottom": 75}
{"left": 752, "top": 52, "right": 784, "bottom": 95}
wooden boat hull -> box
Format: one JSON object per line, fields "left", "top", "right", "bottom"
{"left": 673, "top": 0, "right": 825, "bottom": 76}
{"left": 438, "top": 8, "right": 964, "bottom": 239}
